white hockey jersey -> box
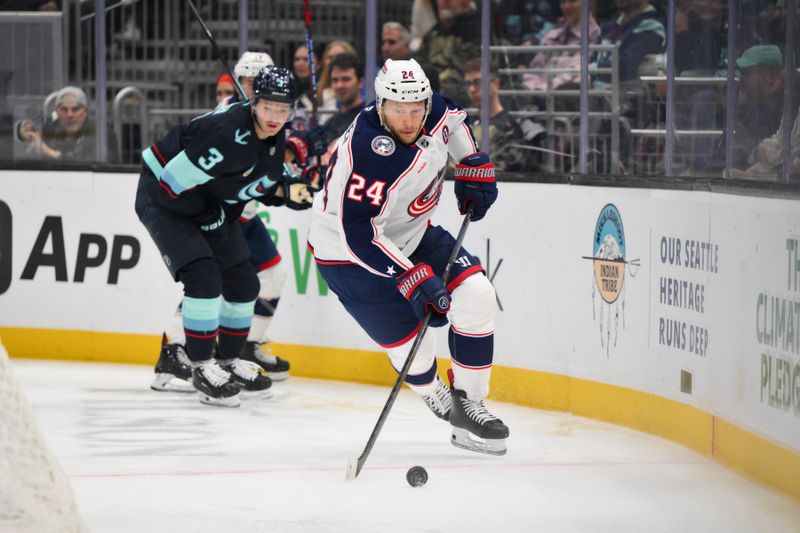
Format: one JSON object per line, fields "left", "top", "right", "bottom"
{"left": 308, "top": 92, "right": 479, "bottom": 278}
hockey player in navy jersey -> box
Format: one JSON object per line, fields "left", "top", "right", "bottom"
{"left": 135, "top": 66, "right": 314, "bottom": 407}
{"left": 308, "top": 59, "right": 509, "bottom": 455}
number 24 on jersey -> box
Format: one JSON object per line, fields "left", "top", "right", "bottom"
{"left": 346, "top": 173, "right": 386, "bottom": 206}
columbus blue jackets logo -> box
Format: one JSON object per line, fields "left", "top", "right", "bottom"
{"left": 442, "top": 125, "right": 450, "bottom": 144}
{"left": 371, "top": 135, "right": 396, "bottom": 156}
{"left": 408, "top": 166, "right": 445, "bottom": 217}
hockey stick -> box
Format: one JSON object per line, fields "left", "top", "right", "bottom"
{"left": 302, "top": 0, "right": 319, "bottom": 126}
{"left": 185, "top": 0, "right": 247, "bottom": 101}
{"left": 346, "top": 207, "right": 473, "bottom": 480}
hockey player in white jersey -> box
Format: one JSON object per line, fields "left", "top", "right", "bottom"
{"left": 308, "top": 59, "right": 509, "bottom": 455}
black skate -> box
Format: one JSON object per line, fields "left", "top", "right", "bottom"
{"left": 219, "top": 358, "right": 273, "bottom": 398}
{"left": 150, "top": 335, "right": 195, "bottom": 393}
{"left": 449, "top": 387, "right": 509, "bottom": 456}
{"left": 240, "top": 341, "right": 290, "bottom": 381}
{"left": 421, "top": 374, "right": 452, "bottom": 421}
{"left": 191, "top": 360, "right": 241, "bottom": 407}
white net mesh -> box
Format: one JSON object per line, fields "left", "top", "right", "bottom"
{"left": 0, "top": 340, "right": 83, "bottom": 533}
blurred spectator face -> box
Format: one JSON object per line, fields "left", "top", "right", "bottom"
{"left": 437, "top": 0, "right": 471, "bottom": 25}
{"left": 324, "top": 44, "right": 349, "bottom": 72}
{"left": 215, "top": 77, "right": 235, "bottom": 103}
{"left": 331, "top": 65, "right": 362, "bottom": 108}
{"left": 463, "top": 70, "right": 499, "bottom": 108}
{"left": 689, "top": 0, "right": 724, "bottom": 22}
{"left": 294, "top": 46, "right": 311, "bottom": 79}
{"left": 56, "top": 96, "right": 88, "bottom": 135}
{"left": 382, "top": 100, "right": 426, "bottom": 144}
{"left": 740, "top": 66, "right": 782, "bottom": 98}
{"left": 560, "top": 0, "right": 582, "bottom": 27}
{"left": 382, "top": 27, "right": 410, "bottom": 61}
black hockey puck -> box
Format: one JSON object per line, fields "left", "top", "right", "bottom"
{"left": 406, "top": 465, "right": 428, "bottom": 487}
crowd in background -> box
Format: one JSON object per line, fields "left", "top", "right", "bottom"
{"left": 1, "top": 0, "right": 798, "bottom": 179}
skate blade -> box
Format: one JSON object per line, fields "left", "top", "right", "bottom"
{"left": 198, "top": 392, "right": 241, "bottom": 407}
{"left": 264, "top": 370, "right": 289, "bottom": 381}
{"left": 150, "top": 374, "right": 196, "bottom": 393}
{"left": 240, "top": 388, "right": 274, "bottom": 399}
{"left": 451, "top": 427, "right": 507, "bottom": 456}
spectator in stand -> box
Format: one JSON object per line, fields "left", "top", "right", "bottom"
{"left": 596, "top": 0, "right": 665, "bottom": 82}
{"left": 674, "top": 0, "right": 727, "bottom": 75}
{"left": 463, "top": 58, "right": 538, "bottom": 172}
{"left": 215, "top": 73, "right": 235, "bottom": 104}
{"left": 292, "top": 44, "right": 318, "bottom": 130}
{"left": 732, "top": 105, "right": 800, "bottom": 180}
{"left": 728, "top": 45, "right": 800, "bottom": 174}
{"left": 522, "top": 0, "right": 600, "bottom": 91}
{"left": 382, "top": 22, "right": 412, "bottom": 62}
{"left": 316, "top": 41, "right": 358, "bottom": 122}
{"left": 414, "top": 0, "right": 482, "bottom": 104}
{"left": 409, "top": 0, "right": 438, "bottom": 53}
{"left": 17, "top": 85, "right": 117, "bottom": 163}
{"left": 323, "top": 53, "right": 365, "bottom": 139}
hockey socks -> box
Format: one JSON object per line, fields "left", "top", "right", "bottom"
{"left": 217, "top": 298, "right": 256, "bottom": 359}
{"left": 448, "top": 327, "right": 493, "bottom": 400}
{"left": 182, "top": 296, "right": 221, "bottom": 362}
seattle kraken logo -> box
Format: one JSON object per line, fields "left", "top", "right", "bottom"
{"left": 407, "top": 166, "right": 445, "bottom": 217}
{"left": 225, "top": 175, "right": 277, "bottom": 204}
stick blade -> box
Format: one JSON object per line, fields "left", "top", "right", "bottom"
{"left": 345, "top": 457, "right": 360, "bottom": 480}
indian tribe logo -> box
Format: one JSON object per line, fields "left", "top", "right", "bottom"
{"left": 371, "top": 135, "right": 396, "bottom": 156}
{"left": 582, "top": 204, "right": 640, "bottom": 356}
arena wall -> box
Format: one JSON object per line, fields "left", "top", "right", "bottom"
{"left": 1, "top": 170, "right": 798, "bottom": 499}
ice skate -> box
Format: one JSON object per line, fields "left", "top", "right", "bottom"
{"left": 219, "top": 357, "right": 273, "bottom": 398}
{"left": 449, "top": 387, "right": 509, "bottom": 456}
{"left": 240, "top": 341, "right": 290, "bottom": 381}
{"left": 420, "top": 374, "right": 452, "bottom": 421}
{"left": 191, "top": 359, "right": 241, "bottom": 407}
{"left": 150, "top": 334, "right": 195, "bottom": 393}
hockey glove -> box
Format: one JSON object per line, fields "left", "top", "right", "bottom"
{"left": 454, "top": 151, "right": 498, "bottom": 222}
{"left": 396, "top": 262, "right": 451, "bottom": 328}
{"left": 285, "top": 126, "right": 333, "bottom": 165}
{"left": 194, "top": 203, "right": 229, "bottom": 246}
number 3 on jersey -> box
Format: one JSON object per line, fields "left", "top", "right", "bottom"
{"left": 198, "top": 147, "right": 224, "bottom": 170}
{"left": 346, "top": 173, "right": 386, "bottom": 206}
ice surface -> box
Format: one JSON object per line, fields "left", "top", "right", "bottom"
{"left": 9, "top": 360, "right": 800, "bottom": 533}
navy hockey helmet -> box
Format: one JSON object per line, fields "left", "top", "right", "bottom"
{"left": 252, "top": 66, "right": 298, "bottom": 105}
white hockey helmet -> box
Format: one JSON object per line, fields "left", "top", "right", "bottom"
{"left": 234, "top": 51, "right": 275, "bottom": 79}
{"left": 375, "top": 58, "right": 432, "bottom": 125}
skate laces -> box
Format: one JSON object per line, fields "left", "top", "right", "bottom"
{"left": 199, "top": 361, "right": 231, "bottom": 387}
{"left": 255, "top": 342, "right": 279, "bottom": 365}
{"left": 423, "top": 378, "right": 452, "bottom": 414}
{"left": 460, "top": 397, "right": 499, "bottom": 425}
{"left": 173, "top": 345, "right": 192, "bottom": 369}
{"left": 229, "top": 359, "right": 261, "bottom": 382}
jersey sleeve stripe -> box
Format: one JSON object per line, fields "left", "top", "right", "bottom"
{"left": 460, "top": 119, "right": 478, "bottom": 152}
{"left": 161, "top": 150, "right": 215, "bottom": 195}
{"left": 142, "top": 146, "right": 164, "bottom": 176}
